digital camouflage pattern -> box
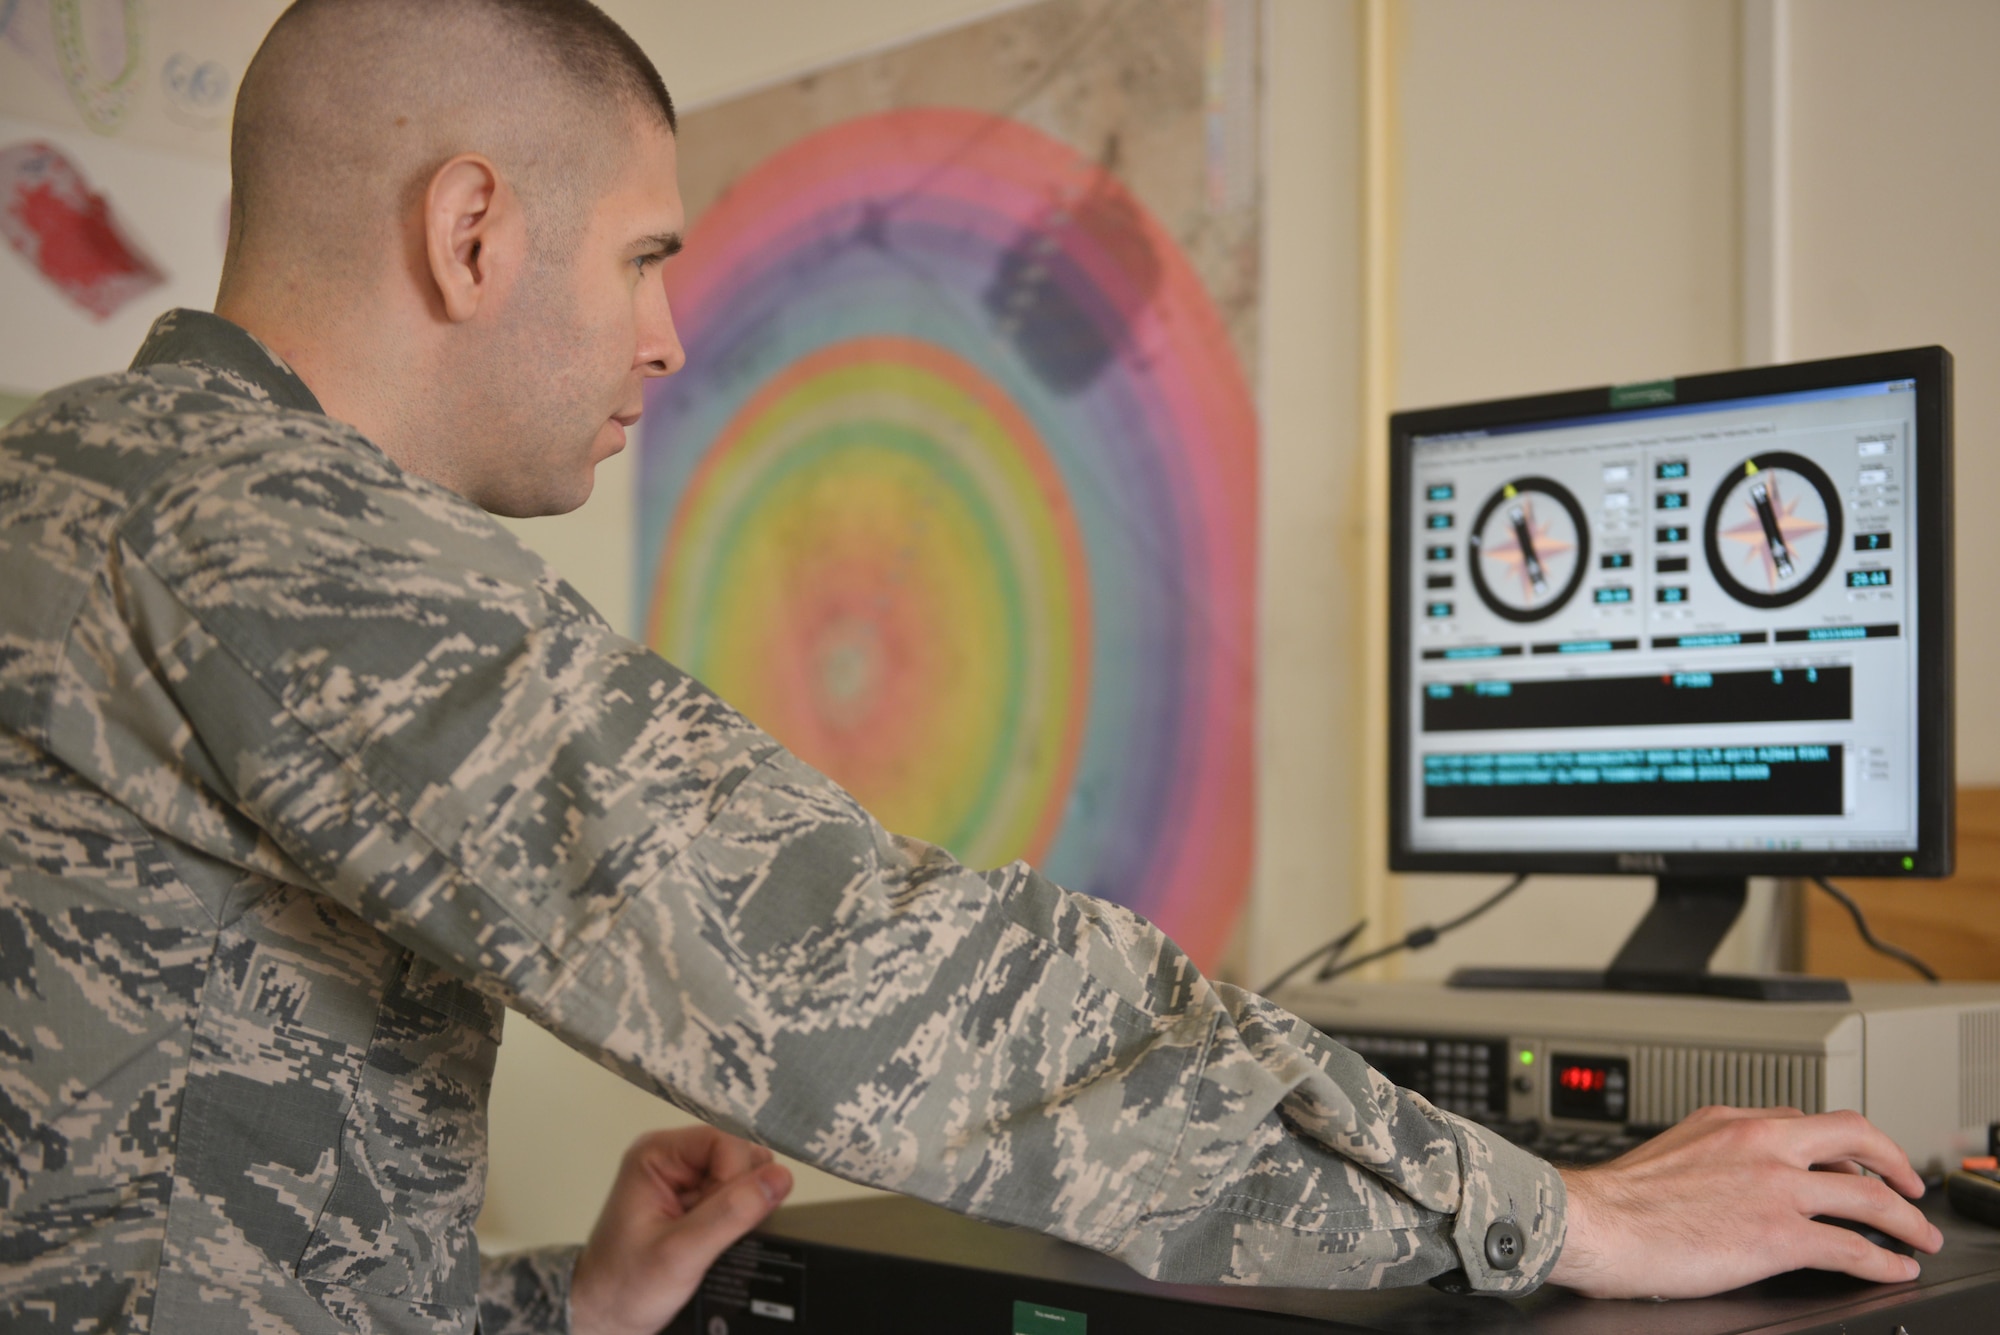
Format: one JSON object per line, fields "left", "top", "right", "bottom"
{"left": 0, "top": 310, "right": 1566, "bottom": 1334}
{"left": 476, "top": 1248, "right": 577, "bottom": 1335}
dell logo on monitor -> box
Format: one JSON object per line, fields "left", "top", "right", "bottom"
{"left": 1617, "top": 853, "right": 1669, "bottom": 873}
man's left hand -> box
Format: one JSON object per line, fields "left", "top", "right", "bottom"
{"left": 569, "top": 1125, "right": 795, "bottom": 1335}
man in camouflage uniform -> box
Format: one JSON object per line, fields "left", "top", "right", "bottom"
{"left": 0, "top": 1, "right": 1941, "bottom": 1332}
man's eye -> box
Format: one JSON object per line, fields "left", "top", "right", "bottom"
{"left": 633, "top": 254, "right": 661, "bottom": 275}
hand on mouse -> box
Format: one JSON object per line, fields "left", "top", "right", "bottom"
{"left": 568, "top": 1125, "right": 795, "bottom": 1335}
{"left": 1546, "top": 1105, "right": 1942, "bottom": 1299}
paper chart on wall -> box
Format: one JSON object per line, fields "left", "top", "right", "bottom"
{"left": 636, "top": 0, "right": 1262, "bottom": 969}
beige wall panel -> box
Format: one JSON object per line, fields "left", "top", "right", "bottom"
{"left": 1248, "top": 0, "right": 1366, "bottom": 991}
{"left": 1784, "top": 0, "right": 2000, "bottom": 784}
{"left": 1388, "top": 0, "right": 1761, "bottom": 979}
{"left": 1395, "top": 0, "right": 1739, "bottom": 408}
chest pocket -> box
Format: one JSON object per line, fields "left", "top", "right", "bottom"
{"left": 297, "top": 952, "right": 503, "bottom": 1319}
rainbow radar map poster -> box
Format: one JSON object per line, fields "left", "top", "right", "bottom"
{"left": 637, "top": 0, "right": 1261, "bottom": 970}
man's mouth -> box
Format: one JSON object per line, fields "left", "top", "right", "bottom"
{"left": 594, "top": 413, "right": 638, "bottom": 464}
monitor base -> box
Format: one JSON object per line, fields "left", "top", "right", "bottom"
{"left": 1446, "top": 874, "right": 1853, "bottom": 1003}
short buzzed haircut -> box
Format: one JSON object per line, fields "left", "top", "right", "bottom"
{"left": 222, "top": 0, "right": 675, "bottom": 300}
{"left": 458, "top": 0, "right": 676, "bottom": 133}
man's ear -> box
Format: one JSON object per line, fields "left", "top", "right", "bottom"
{"left": 423, "top": 153, "right": 521, "bottom": 323}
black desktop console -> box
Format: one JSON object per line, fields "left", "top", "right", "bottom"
{"left": 663, "top": 1192, "right": 2000, "bottom": 1335}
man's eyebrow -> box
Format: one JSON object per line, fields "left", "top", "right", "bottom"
{"left": 632, "top": 232, "right": 684, "bottom": 258}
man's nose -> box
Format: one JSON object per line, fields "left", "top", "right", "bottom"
{"left": 640, "top": 284, "right": 686, "bottom": 377}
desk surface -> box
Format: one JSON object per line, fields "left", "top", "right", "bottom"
{"left": 678, "top": 1191, "right": 2000, "bottom": 1334}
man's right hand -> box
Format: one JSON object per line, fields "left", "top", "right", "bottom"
{"left": 1548, "top": 1105, "right": 1943, "bottom": 1299}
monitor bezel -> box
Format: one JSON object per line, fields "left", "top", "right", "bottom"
{"left": 1387, "top": 346, "right": 1954, "bottom": 878}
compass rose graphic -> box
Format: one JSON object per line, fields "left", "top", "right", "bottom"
{"left": 1469, "top": 476, "right": 1589, "bottom": 621}
{"left": 1702, "top": 451, "right": 1842, "bottom": 608}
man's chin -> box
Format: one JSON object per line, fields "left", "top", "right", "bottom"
{"left": 596, "top": 428, "right": 630, "bottom": 465}
{"left": 543, "top": 467, "right": 596, "bottom": 517}
{"left": 482, "top": 467, "right": 595, "bottom": 519}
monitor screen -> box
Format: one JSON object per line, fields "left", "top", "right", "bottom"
{"left": 1389, "top": 348, "right": 1953, "bottom": 878}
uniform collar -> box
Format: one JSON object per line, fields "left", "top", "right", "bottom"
{"left": 130, "top": 309, "right": 326, "bottom": 416}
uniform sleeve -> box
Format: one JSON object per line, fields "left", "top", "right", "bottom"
{"left": 476, "top": 1248, "right": 579, "bottom": 1335}
{"left": 100, "top": 437, "right": 1565, "bottom": 1294}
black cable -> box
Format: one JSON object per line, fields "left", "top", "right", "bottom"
{"left": 1257, "top": 873, "right": 1529, "bottom": 995}
{"left": 1257, "top": 918, "right": 1370, "bottom": 997}
{"left": 1318, "top": 873, "right": 1529, "bottom": 983}
{"left": 1810, "top": 875, "right": 1940, "bottom": 982}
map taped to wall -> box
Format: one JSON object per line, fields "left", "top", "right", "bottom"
{"left": 636, "top": 0, "right": 1261, "bottom": 969}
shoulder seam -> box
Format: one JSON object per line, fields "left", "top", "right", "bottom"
{"left": 122, "top": 543, "right": 571, "bottom": 990}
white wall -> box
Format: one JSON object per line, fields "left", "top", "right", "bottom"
{"left": 1248, "top": 1, "right": 1367, "bottom": 1013}
{"left": 1394, "top": 0, "right": 1741, "bottom": 408}
{"left": 1785, "top": 0, "right": 2000, "bottom": 783}
{"left": 1384, "top": 0, "right": 1775, "bottom": 980}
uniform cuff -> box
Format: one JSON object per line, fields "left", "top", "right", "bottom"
{"left": 476, "top": 1245, "right": 583, "bottom": 1335}
{"left": 1439, "top": 1113, "right": 1565, "bottom": 1294}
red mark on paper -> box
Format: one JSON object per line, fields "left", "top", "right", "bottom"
{"left": 1, "top": 141, "right": 166, "bottom": 320}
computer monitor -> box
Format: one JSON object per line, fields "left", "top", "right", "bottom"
{"left": 1387, "top": 347, "right": 1954, "bottom": 1000}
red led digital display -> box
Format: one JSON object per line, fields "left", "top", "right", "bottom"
{"left": 1549, "top": 1054, "right": 1629, "bottom": 1123}
{"left": 1559, "top": 1065, "right": 1608, "bottom": 1093}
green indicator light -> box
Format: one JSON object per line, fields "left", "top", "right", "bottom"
{"left": 1902, "top": 856, "right": 1915, "bottom": 870}
{"left": 1519, "top": 1050, "right": 1534, "bottom": 1066}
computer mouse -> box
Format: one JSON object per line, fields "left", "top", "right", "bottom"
{"left": 1812, "top": 1215, "right": 1918, "bottom": 1256}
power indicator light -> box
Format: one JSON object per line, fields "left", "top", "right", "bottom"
{"left": 1902, "top": 856, "right": 1915, "bottom": 870}
{"left": 1518, "top": 1051, "right": 1534, "bottom": 1066}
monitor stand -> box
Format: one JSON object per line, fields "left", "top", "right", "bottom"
{"left": 1447, "top": 875, "right": 1852, "bottom": 1002}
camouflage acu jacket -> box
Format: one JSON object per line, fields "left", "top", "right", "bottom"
{"left": 0, "top": 310, "right": 1565, "bottom": 1334}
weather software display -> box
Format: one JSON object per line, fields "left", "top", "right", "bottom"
{"left": 1468, "top": 477, "right": 1588, "bottom": 621}
{"left": 1401, "top": 379, "right": 1921, "bottom": 856}
{"left": 1703, "top": 452, "right": 1841, "bottom": 608}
